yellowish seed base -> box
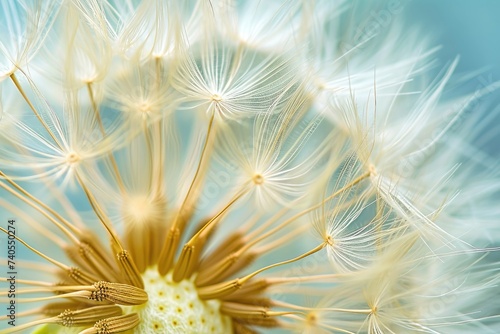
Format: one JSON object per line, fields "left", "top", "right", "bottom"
{"left": 126, "top": 269, "right": 233, "bottom": 333}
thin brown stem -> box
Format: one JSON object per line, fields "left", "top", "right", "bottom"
{"left": 9, "top": 73, "right": 61, "bottom": 148}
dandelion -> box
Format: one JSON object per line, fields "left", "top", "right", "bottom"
{"left": 1, "top": 1, "right": 499, "bottom": 333}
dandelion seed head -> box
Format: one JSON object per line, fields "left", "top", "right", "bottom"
{"left": 1, "top": 1, "right": 499, "bottom": 333}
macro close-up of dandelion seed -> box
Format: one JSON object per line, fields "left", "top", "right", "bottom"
{"left": 1, "top": 0, "right": 500, "bottom": 333}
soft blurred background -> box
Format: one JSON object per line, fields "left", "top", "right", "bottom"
{"left": 403, "top": 0, "right": 500, "bottom": 157}
{"left": 405, "top": 1, "right": 500, "bottom": 79}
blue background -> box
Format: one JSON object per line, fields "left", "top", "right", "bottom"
{"left": 405, "top": 1, "right": 500, "bottom": 78}
{"left": 403, "top": 0, "right": 500, "bottom": 157}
